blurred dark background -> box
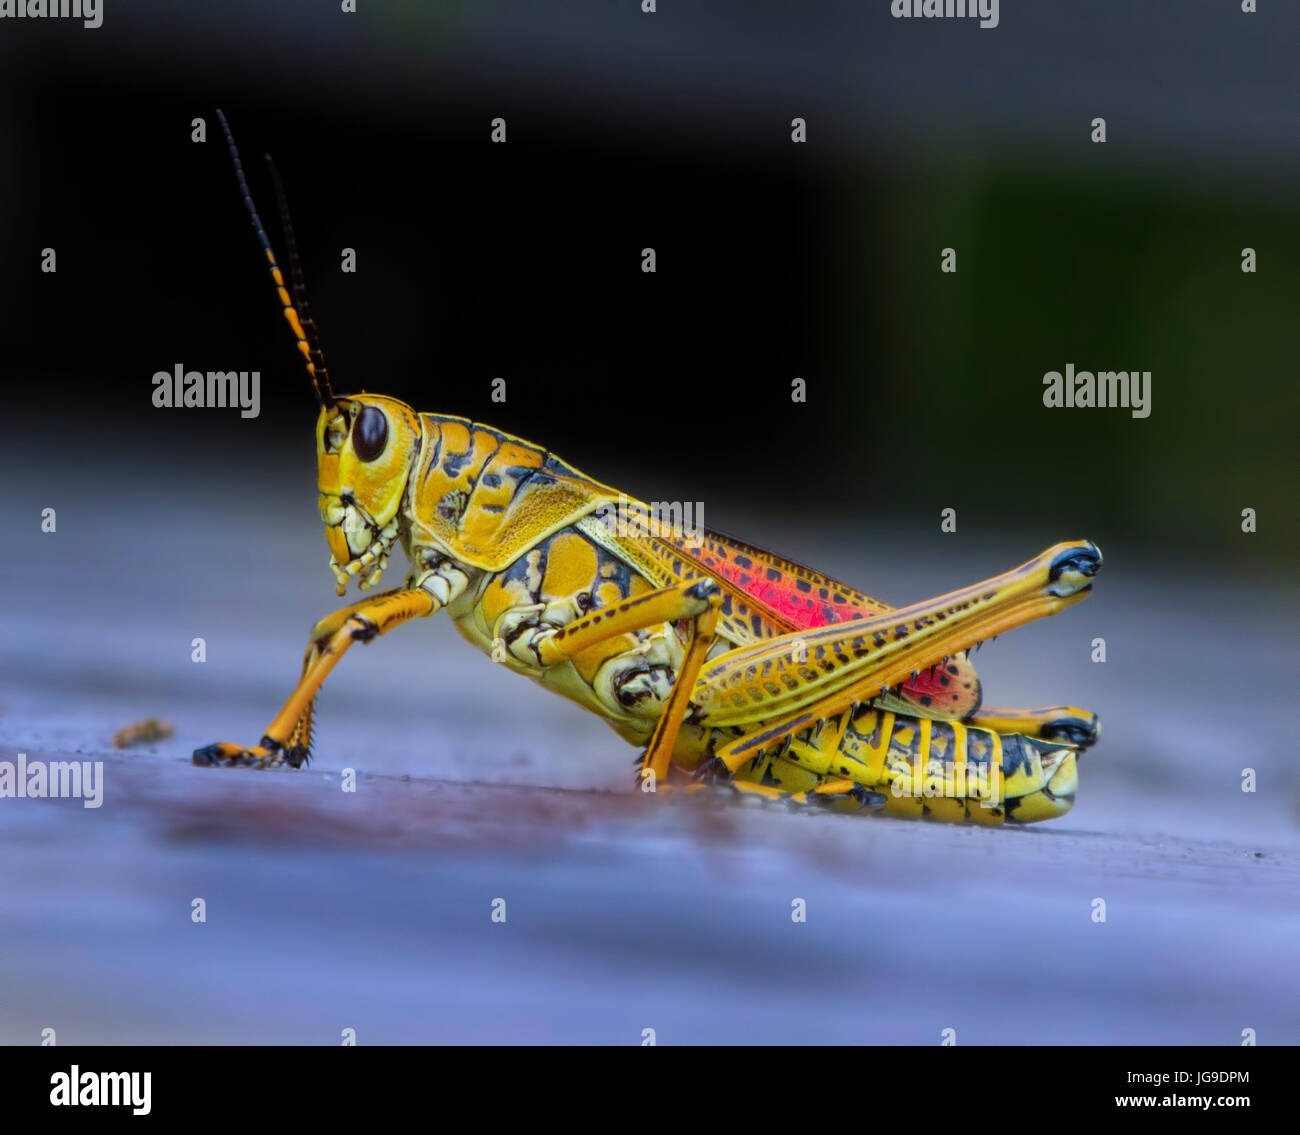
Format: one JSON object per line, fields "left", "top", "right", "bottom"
{"left": 2, "top": 0, "right": 1295, "bottom": 575}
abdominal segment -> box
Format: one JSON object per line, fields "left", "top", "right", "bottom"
{"left": 720, "top": 705, "right": 1078, "bottom": 824}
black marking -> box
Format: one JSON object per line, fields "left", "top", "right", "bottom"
{"left": 733, "top": 714, "right": 814, "bottom": 754}
{"left": 441, "top": 445, "right": 473, "bottom": 479}
{"left": 420, "top": 427, "right": 446, "bottom": 485}
{"left": 349, "top": 617, "right": 379, "bottom": 643}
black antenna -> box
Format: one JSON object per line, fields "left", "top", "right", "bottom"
{"left": 216, "top": 109, "right": 334, "bottom": 408}
{"left": 266, "top": 153, "right": 335, "bottom": 406}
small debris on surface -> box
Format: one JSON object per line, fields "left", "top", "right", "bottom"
{"left": 112, "top": 717, "right": 175, "bottom": 749}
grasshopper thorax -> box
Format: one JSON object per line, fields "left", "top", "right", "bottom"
{"left": 316, "top": 393, "right": 423, "bottom": 594}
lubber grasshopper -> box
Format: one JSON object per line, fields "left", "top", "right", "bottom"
{"left": 195, "top": 113, "right": 1103, "bottom": 824}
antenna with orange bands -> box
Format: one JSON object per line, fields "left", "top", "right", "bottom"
{"left": 265, "top": 153, "right": 334, "bottom": 406}
{"left": 216, "top": 109, "right": 335, "bottom": 408}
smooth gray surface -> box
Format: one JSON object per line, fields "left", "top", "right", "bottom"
{"left": 1, "top": 464, "right": 1297, "bottom": 1045}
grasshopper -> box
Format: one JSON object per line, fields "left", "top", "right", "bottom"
{"left": 195, "top": 113, "right": 1103, "bottom": 824}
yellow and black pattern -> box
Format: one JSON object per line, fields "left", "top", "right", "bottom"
{"left": 199, "top": 119, "right": 1103, "bottom": 826}
{"left": 216, "top": 110, "right": 334, "bottom": 407}
{"left": 202, "top": 386, "right": 1103, "bottom": 826}
{"left": 633, "top": 525, "right": 986, "bottom": 721}
{"left": 409, "top": 414, "right": 619, "bottom": 571}
{"left": 717, "top": 704, "right": 1081, "bottom": 824}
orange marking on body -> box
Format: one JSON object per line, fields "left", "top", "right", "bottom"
{"left": 595, "top": 580, "right": 624, "bottom": 608}
{"left": 481, "top": 575, "right": 528, "bottom": 629}
{"left": 571, "top": 635, "right": 638, "bottom": 684}
{"left": 541, "top": 533, "right": 599, "bottom": 601}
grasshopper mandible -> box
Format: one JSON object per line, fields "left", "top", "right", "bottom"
{"left": 195, "top": 113, "right": 1103, "bottom": 825}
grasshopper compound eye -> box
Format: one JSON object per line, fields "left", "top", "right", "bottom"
{"left": 352, "top": 405, "right": 388, "bottom": 461}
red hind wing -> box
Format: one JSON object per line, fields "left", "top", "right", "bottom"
{"left": 653, "top": 527, "right": 982, "bottom": 719}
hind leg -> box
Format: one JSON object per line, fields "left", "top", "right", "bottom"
{"left": 708, "top": 706, "right": 1082, "bottom": 825}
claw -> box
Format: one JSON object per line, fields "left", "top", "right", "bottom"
{"left": 192, "top": 742, "right": 285, "bottom": 769}
{"left": 694, "top": 756, "right": 730, "bottom": 783}
{"left": 807, "top": 784, "right": 887, "bottom": 812}
{"left": 846, "top": 785, "right": 887, "bottom": 810}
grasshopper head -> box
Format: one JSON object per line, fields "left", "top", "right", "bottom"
{"left": 212, "top": 116, "right": 422, "bottom": 594}
{"left": 316, "top": 394, "right": 423, "bottom": 594}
